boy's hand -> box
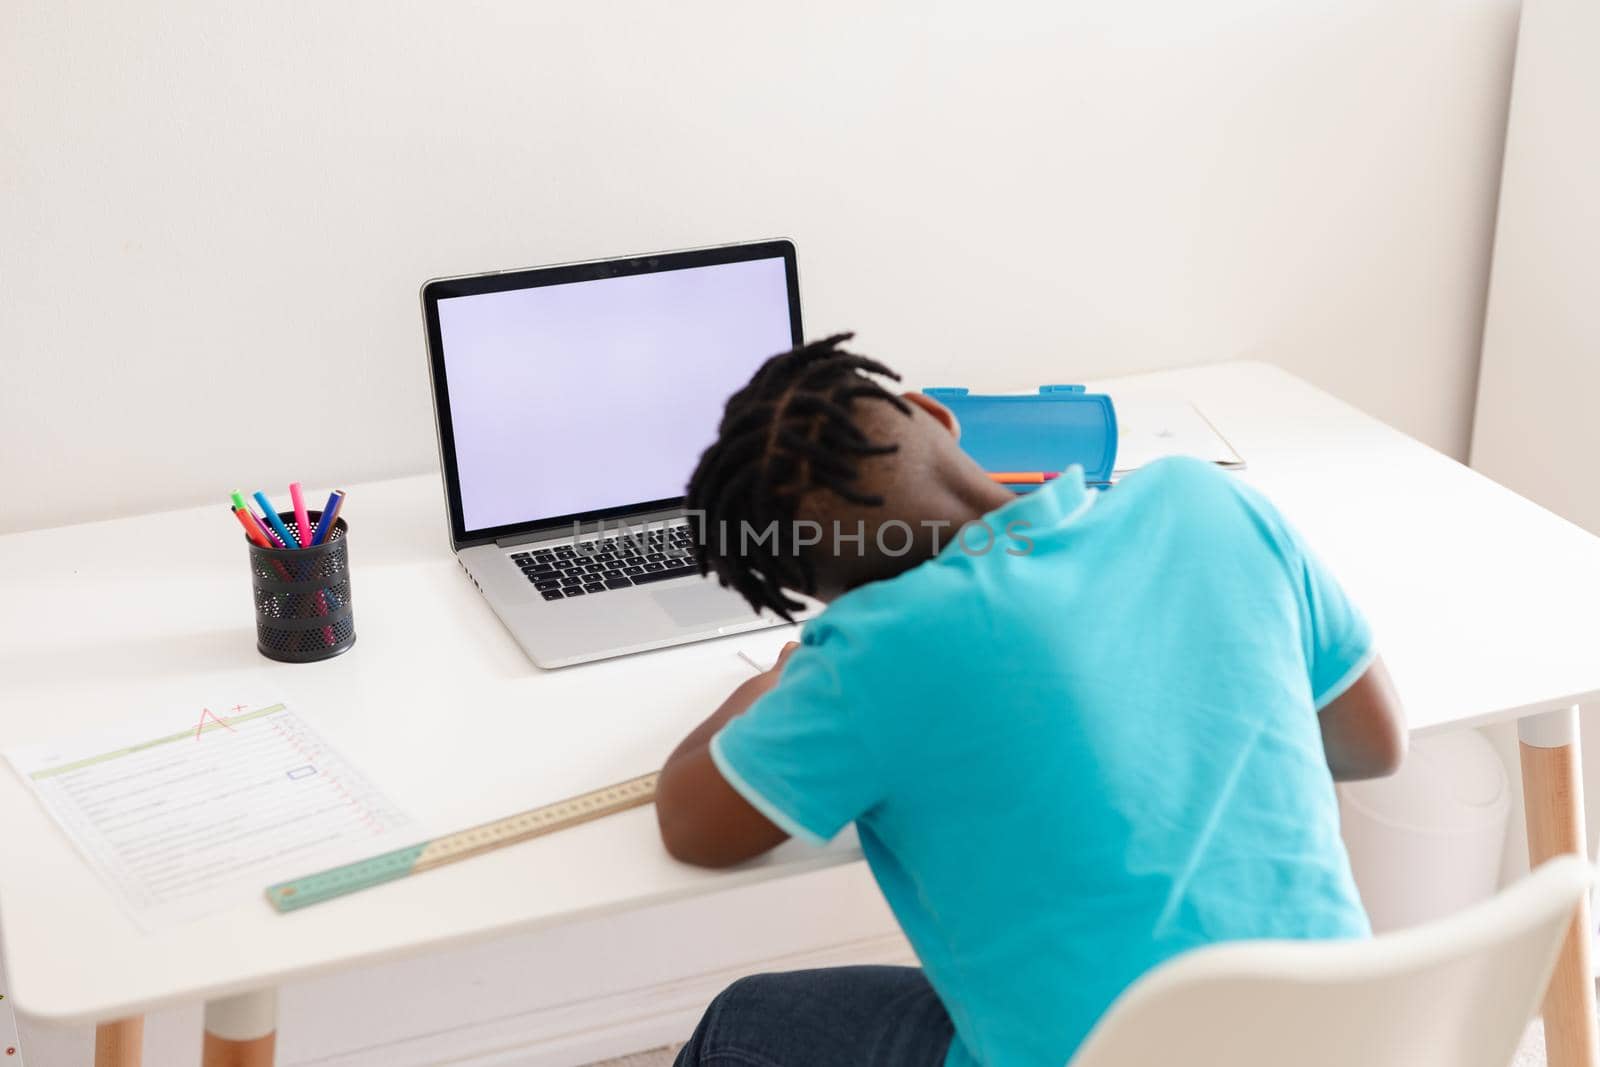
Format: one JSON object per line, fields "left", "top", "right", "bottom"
{"left": 655, "top": 642, "right": 802, "bottom": 867}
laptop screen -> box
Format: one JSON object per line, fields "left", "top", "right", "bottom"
{"left": 432, "top": 249, "right": 797, "bottom": 538}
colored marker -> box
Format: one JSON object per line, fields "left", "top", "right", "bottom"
{"left": 259, "top": 520, "right": 287, "bottom": 548}
{"left": 290, "top": 482, "right": 312, "bottom": 549}
{"left": 309, "top": 489, "right": 346, "bottom": 546}
{"left": 986, "top": 472, "right": 1061, "bottom": 485}
{"left": 235, "top": 504, "right": 278, "bottom": 548}
{"left": 253, "top": 491, "right": 301, "bottom": 548}
{"left": 230, "top": 491, "right": 254, "bottom": 522}
{"left": 232, "top": 507, "right": 275, "bottom": 549}
{"left": 233, "top": 491, "right": 283, "bottom": 545}
{"left": 233, "top": 509, "right": 295, "bottom": 584}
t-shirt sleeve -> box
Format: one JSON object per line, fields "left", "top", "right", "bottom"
{"left": 1292, "top": 532, "right": 1376, "bottom": 710}
{"left": 710, "top": 627, "right": 884, "bottom": 845}
{"left": 1227, "top": 476, "right": 1376, "bottom": 710}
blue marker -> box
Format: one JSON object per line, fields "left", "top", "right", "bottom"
{"left": 309, "top": 489, "right": 346, "bottom": 546}
{"left": 253, "top": 491, "right": 301, "bottom": 548}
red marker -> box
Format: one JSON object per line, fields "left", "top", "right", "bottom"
{"left": 233, "top": 506, "right": 275, "bottom": 548}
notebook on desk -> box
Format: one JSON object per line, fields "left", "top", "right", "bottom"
{"left": 1109, "top": 390, "right": 1245, "bottom": 476}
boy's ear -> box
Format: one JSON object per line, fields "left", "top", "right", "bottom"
{"left": 903, "top": 392, "right": 961, "bottom": 441}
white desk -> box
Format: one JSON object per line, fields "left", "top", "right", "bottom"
{"left": 3, "top": 361, "right": 1598, "bottom": 1067}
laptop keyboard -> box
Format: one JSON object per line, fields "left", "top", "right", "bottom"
{"left": 511, "top": 525, "right": 700, "bottom": 601}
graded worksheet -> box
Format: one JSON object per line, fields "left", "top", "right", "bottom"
{"left": 1109, "top": 390, "right": 1245, "bottom": 474}
{"left": 6, "top": 698, "right": 413, "bottom": 930}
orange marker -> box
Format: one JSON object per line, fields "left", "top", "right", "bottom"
{"left": 238, "top": 505, "right": 280, "bottom": 547}
{"left": 986, "top": 472, "right": 1059, "bottom": 484}
{"left": 233, "top": 506, "right": 276, "bottom": 548}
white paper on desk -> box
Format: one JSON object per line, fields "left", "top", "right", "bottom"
{"left": 6, "top": 697, "right": 414, "bottom": 931}
{"left": 1110, "top": 391, "right": 1245, "bottom": 474}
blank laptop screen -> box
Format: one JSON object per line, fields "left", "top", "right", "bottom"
{"left": 436, "top": 256, "right": 794, "bottom": 533}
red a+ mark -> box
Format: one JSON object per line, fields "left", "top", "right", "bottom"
{"left": 194, "top": 707, "right": 239, "bottom": 741}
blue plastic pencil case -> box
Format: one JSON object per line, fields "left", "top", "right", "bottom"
{"left": 922, "top": 385, "right": 1118, "bottom": 488}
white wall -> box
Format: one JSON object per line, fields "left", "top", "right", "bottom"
{"left": 2, "top": 0, "right": 1519, "bottom": 535}
{"left": 1467, "top": 0, "right": 1600, "bottom": 886}
{"left": 1472, "top": 0, "right": 1600, "bottom": 532}
{"left": 2, "top": 3, "right": 1531, "bottom": 1065}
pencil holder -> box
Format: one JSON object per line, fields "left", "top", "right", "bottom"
{"left": 246, "top": 512, "right": 356, "bottom": 663}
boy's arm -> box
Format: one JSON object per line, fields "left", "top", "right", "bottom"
{"left": 1318, "top": 654, "right": 1406, "bottom": 781}
{"left": 656, "top": 644, "right": 800, "bottom": 868}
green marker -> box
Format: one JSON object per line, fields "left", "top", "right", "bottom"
{"left": 230, "top": 489, "right": 251, "bottom": 513}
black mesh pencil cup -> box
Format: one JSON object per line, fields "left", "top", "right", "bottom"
{"left": 247, "top": 513, "right": 356, "bottom": 662}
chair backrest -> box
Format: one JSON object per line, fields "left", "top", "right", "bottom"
{"left": 1069, "top": 855, "right": 1593, "bottom": 1067}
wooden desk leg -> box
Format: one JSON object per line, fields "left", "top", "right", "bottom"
{"left": 1521, "top": 706, "right": 1599, "bottom": 1067}
{"left": 93, "top": 1017, "right": 144, "bottom": 1067}
{"left": 201, "top": 989, "right": 277, "bottom": 1067}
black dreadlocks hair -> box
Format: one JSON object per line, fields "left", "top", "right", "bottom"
{"left": 686, "top": 332, "right": 912, "bottom": 620}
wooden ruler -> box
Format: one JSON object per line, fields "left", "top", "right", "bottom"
{"left": 265, "top": 771, "right": 659, "bottom": 912}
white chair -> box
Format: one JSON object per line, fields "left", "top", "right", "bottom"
{"left": 1069, "top": 855, "right": 1593, "bottom": 1067}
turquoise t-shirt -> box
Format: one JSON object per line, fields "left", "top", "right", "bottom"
{"left": 711, "top": 458, "right": 1375, "bottom": 1067}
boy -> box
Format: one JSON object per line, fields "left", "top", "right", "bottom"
{"left": 657, "top": 335, "right": 1405, "bottom": 1066}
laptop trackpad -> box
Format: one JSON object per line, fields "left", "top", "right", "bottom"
{"left": 652, "top": 585, "right": 757, "bottom": 629}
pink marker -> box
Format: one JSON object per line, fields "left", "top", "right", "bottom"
{"left": 289, "top": 482, "right": 311, "bottom": 549}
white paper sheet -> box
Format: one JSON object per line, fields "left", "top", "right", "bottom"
{"left": 1110, "top": 391, "right": 1245, "bottom": 474}
{"left": 6, "top": 698, "right": 413, "bottom": 930}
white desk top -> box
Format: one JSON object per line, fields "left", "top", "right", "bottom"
{"left": 3, "top": 361, "right": 1599, "bottom": 1023}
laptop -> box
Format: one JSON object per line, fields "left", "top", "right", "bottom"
{"left": 420, "top": 239, "right": 800, "bottom": 668}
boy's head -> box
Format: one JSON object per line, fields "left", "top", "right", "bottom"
{"left": 687, "top": 333, "right": 1011, "bottom": 618}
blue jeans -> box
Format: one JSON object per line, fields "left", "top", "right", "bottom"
{"left": 675, "top": 965, "right": 954, "bottom": 1067}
